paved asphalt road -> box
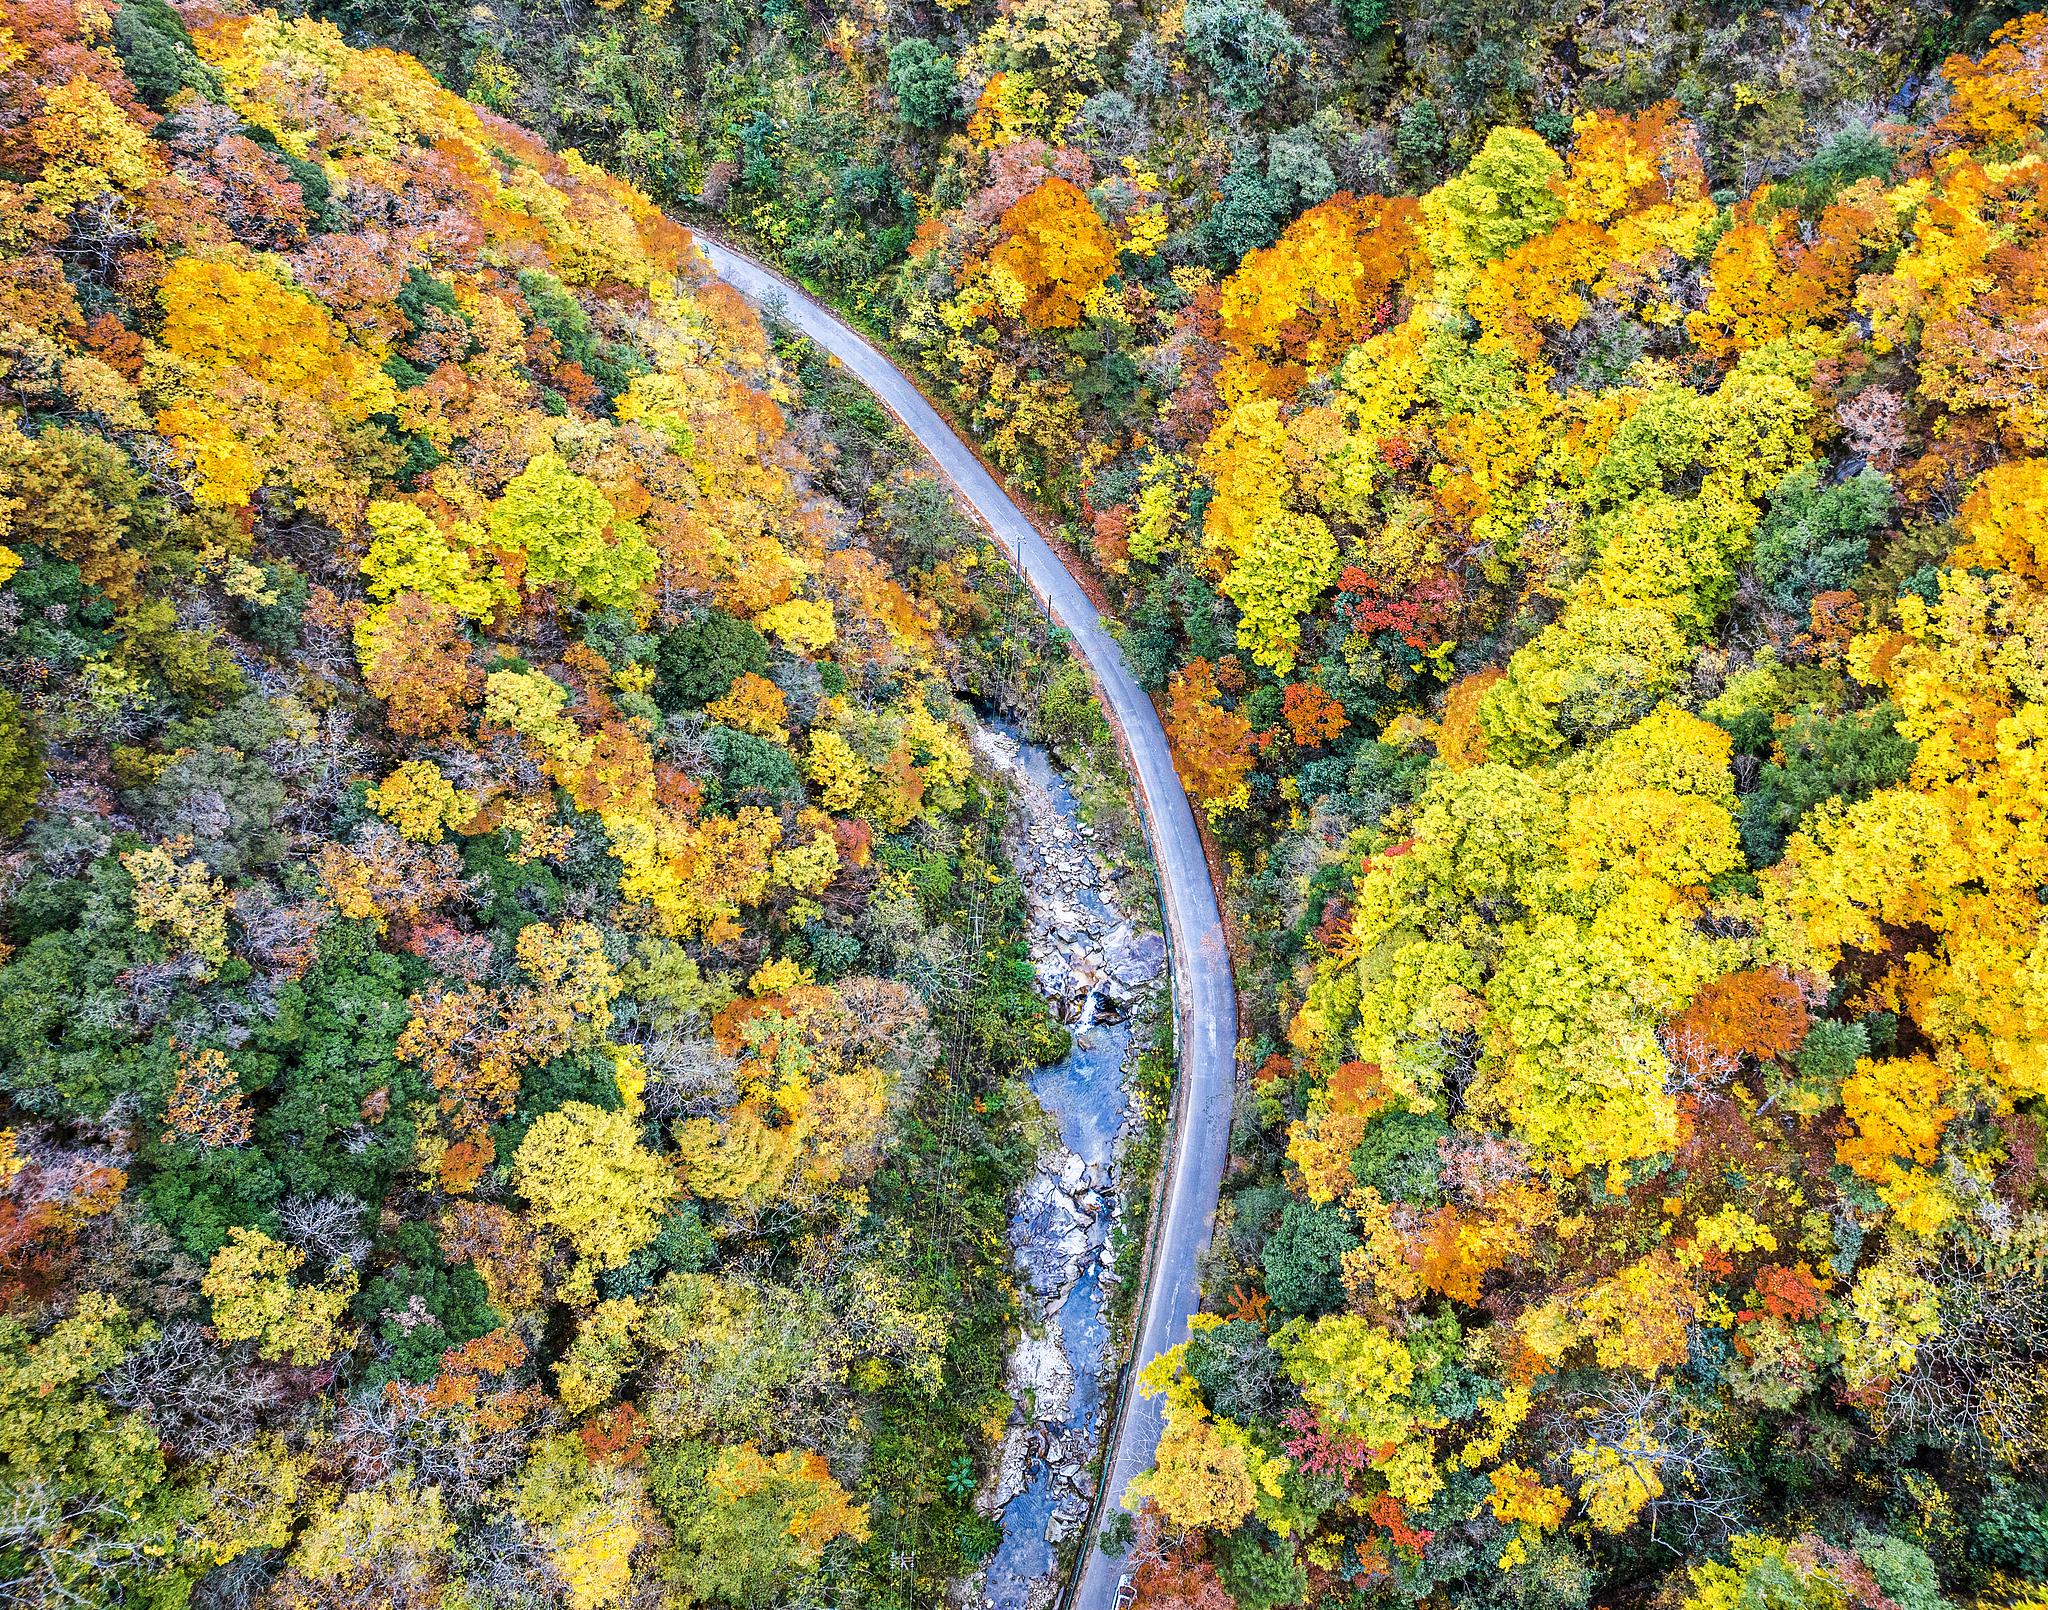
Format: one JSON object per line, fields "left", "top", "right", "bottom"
{"left": 696, "top": 237, "right": 1236, "bottom": 1609}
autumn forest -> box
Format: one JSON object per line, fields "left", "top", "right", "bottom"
{"left": 0, "top": 0, "right": 2046, "bottom": 1607}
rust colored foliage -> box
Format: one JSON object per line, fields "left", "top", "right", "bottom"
{"left": 1163, "top": 658, "right": 1254, "bottom": 808}
{"left": 1670, "top": 968, "right": 1811, "bottom": 1063}
{"left": 438, "top": 1133, "right": 495, "bottom": 1194}
{"left": 1223, "top": 1284, "right": 1271, "bottom": 1323}
{"left": 1802, "top": 590, "right": 1864, "bottom": 663}
{"left": 401, "top": 918, "right": 495, "bottom": 983}
{"left": 1437, "top": 668, "right": 1505, "bottom": 771}
{"left": 0, "top": 1134, "right": 125, "bottom": 1308}
{"left": 1339, "top": 569, "right": 1463, "bottom": 648}
{"left": 1123, "top": 1503, "right": 1235, "bottom": 1610}
{"left": 1091, "top": 503, "right": 1132, "bottom": 572}
{"left": 1747, "top": 1263, "right": 1826, "bottom": 1322}
{"left": 654, "top": 764, "right": 705, "bottom": 819}
{"left": 1309, "top": 896, "right": 1352, "bottom": 954}
{"left": 1413, "top": 1206, "right": 1489, "bottom": 1304}
{"left": 1328, "top": 1060, "right": 1394, "bottom": 1117}
{"left": 358, "top": 592, "right": 483, "bottom": 741}
{"left": 579, "top": 1401, "right": 651, "bottom": 1467}
{"left": 79, "top": 313, "right": 146, "bottom": 380}
{"left": 0, "top": 1194, "right": 72, "bottom": 1309}
{"left": 179, "top": 129, "right": 310, "bottom": 251}
{"left": 1282, "top": 1405, "right": 1369, "bottom": 1479}
{"left": 1369, "top": 1492, "right": 1433, "bottom": 1552}
{"left": 1281, "top": 683, "right": 1348, "bottom": 748}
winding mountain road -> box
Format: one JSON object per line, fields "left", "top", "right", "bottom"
{"left": 694, "top": 237, "right": 1235, "bottom": 1610}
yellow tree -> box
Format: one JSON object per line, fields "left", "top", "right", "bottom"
{"left": 123, "top": 836, "right": 230, "bottom": 976}
{"left": 1220, "top": 510, "right": 1340, "bottom": 673}
{"left": 487, "top": 454, "right": 657, "bottom": 609}
{"left": 512, "top": 1102, "right": 677, "bottom": 1272}
{"left": 201, "top": 1228, "right": 359, "bottom": 1363}
{"left": 367, "top": 761, "right": 479, "bottom": 843}
{"left": 162, "top": 1046, "right": 254, "bottom": 1148}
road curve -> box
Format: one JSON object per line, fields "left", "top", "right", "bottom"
{"left": 694, "top": 237, "right": 1234, "bottom": 1609}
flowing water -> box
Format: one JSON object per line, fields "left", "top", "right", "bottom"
{"left": 972, "top": 723, "right": 1163, "bottom": 1609}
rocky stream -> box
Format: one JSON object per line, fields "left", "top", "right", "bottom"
{"left": 963, "top": 723, "right": 1167, "bottom": 1610}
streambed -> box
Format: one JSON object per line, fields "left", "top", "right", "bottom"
{"left": 967, "top": 724, "right": 1165, "bottom": 1610}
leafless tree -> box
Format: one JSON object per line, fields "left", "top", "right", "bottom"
{"left": 189, "top": 1549, "right": 276, "bottom": 1610}
{"left": 280, "top": 1194, "right": 374, "bottom": 1269}
{"left": 1837, "top": 387, "right": 1909, "bottom": 472}
{"left": 1659, "top": 1021, "right": 1740, "bottom": 1096}
{"left": 1881, "top": 1246, "right": 2048, "bottom": 1463}
{"left": 451, "top": 1515, "right": 569, "bottom": 1610}
{"left": 100, "top": 1322, "right": 283, "bottom": 1461}
{"left": 643, "top": 1034, "right": 740, "bottom": 1121}
{"left": 898, "top": 922, "right": 976, "bottom": 1007}
{"left": 333, "top": 1384, "right": 552, "bottom": 1511}
{"left": 656, "top": 711, "right": 718, "bottom": 779}
{"left": 1551, "top": 1375, "right": 1749, "bottom": 1553}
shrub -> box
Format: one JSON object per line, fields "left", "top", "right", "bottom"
{"left": 1203, "top": 160, "right": 1288, "bottom": 264}
{"left": 1183, "top": 0, "right": 1305, "bottom": 111}
{"left": 1397, "top": 99, "right": 1446, "bottom": 178}
{"left": 111, "top": 0, "right": 218, "bottom": 112}
{"left": 1350, "top": 1108, "right": 1451, "bottom": 1205}
{"left": 1752, "top": 462, "right": 1892, "bottom": 611}
{"left": 1036, "top": 658, "right": 1109, "bottom": 755}
{"left": 1797, "top": 124, "right": 1895, "bottom": 203}
{"left": 1267, "top": 126, "right": 1336, "bottom": 211}
{"left": 1338, "top": 0, "right": 1387, "bottom": 37}
{"left": 1214, "top": 1529, "right": 1309, "bottom": 1610}
{"left": 1187, "top": 1317, "right": 1284, "bottom": 1423}
{"left": 1736, "top": 701, "right": 1915, "bottom": 867}
{"left": 1851, "top": 1530, "right": 1948, "bottom": 1610}
{"left": 232, "top": 560, "right": 309, "bottom": 653}
{"left": 1976, "top": 1478, "right": 2048, "bottom": 1580}
{"left": 707, "top": 725, "right": 803, "bottom": 804}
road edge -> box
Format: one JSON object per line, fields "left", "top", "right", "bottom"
{"left": 687, "top": 230, "right": 1237, "bottom": 1610}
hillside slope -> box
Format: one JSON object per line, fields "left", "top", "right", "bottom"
{"left": 0, "top": 4, "right": 1095, "bottom": 1606}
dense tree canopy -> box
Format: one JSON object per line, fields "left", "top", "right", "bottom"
{"left": 7, "top": 0, "right": 2048, "bottom": 1605}
{"left": 0, "top": 6, "right": 1077, "bottom": 1606}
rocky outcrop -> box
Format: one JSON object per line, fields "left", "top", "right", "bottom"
{"left": 1012, "top": 1146, "right": 1108, "bottom": 1308}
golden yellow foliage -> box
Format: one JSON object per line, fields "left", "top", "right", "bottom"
{"left": 512, "top": 1102, "right": 676, "bottom": 1273}
{"left": 366, "top": 760, "right": 479, "bottom": 843}
{"left": 201, "top": 1227, "right": 359, "bottom": 1364}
